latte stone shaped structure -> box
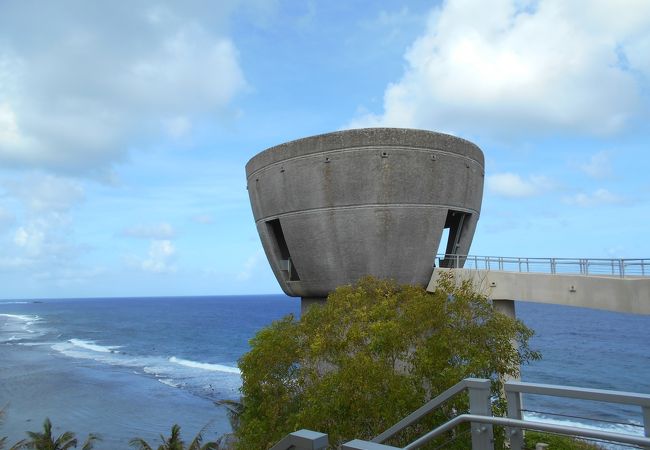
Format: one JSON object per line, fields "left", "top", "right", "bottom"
{"left": 246, "top": 128, "right": 484, "bottom": 308}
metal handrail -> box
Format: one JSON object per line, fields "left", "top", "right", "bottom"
{"left": 373, "top": 414, "right": 650, "bottom": 449}
{"left": 436, "top": 254, "right": 650, "bottom": 278}
{"left": 277, "top": 378, "right": 650, "bottom": 450}
{"left": 371, "top": 378, "right": 488, "bottom": 444}
{"left": 504, "top": 380, "right": 650, "bottom": 450}
{"left": 506, "top": 380, "right": 650, "bottom": 407}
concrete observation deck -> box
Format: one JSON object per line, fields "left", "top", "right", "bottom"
{"left": 246, "top": 128, "right": 484, "bottom": 300}
{"left": 429, "top": 255, "right": 650, "bottom": 315}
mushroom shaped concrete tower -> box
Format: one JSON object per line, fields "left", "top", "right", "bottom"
{"left": 246, "top": 128, "right": 484, "bottom": 301}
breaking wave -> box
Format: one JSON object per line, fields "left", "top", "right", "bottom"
{"left": 68, "top": 338, "right": 122, "bottom": 353}
{"left": 50, "top": 338, "right": 241, "bottom": 399}
{"left": 169, "top": 356, "right": 241, "bottom": 374}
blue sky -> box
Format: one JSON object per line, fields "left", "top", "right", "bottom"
{"left": 0, "top": 0, "right": 649, "bottom": 299}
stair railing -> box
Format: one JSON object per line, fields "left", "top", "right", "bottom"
{"left": 270, "top": 378, "right": 650, "bottom": 450}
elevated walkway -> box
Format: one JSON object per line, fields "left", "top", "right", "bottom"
{"left": 429, "top": 255, "right": 650, "bottom": 315}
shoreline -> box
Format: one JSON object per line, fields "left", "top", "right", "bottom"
{"left": 0, "top": 341, "right": 231, "bottom": 448}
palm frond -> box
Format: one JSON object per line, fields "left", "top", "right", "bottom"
{"left": 187, "top": 421, "right": 211, "bottom": 450}
{"left": 8, "top": 439, "right": 28, "bottom": 450}
{"left": 54, "top": 431, "right": 77, "bottom": 450}
{"left": 129, "top": 437, "right": 154, "bottom": 450}
{"left": 42, "top": 418, "right": 52, "bottom": 440}
{"left": 80, "top": 433, "right": 100, "bottom": 450}
{"left": 163, "top": 424, "right": 183, "bottom": 450}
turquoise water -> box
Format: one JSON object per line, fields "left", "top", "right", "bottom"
{"left": 1, "top": 296, "right": 649, "bottom": 448}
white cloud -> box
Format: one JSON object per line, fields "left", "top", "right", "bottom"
{"left": 487, "top": 172, "right": 552, "bottom": 198}
{"left": 10, "top": 216, "right": 78, "bottom": 261}
{"left": 0, "top": 2, "right": 247, "bottom": 175}
{"left": 122, "top": 223, "right": 176, "bottom": 240}
{"left": 2, "top": 174, "right": 84, "bottom": 212}
{"left": 0, "top": 173, "right": 86, "bottom": 274}
{"left": 237, "top": 250, "right": 264, "bottom": 281}
{"left": 349, "top": 0, "right": 650, "bottom": 137}
{"left": 14, "top": 225, "right": 45, "bottom": 255}
{"left": 563, "top": 188, "right": 626, "bottom": 207}
{"left": 578, "top": 151, "right": 612, "bottom": 179}
{"left": 0, "top": 103, "right": 27, "bottom": 148}
{"left": 139, "top": 240, "right": 177, "bottom": 273}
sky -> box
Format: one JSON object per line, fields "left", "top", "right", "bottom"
{"left": 0, "top": 0, "right": 649, "bottom": 299}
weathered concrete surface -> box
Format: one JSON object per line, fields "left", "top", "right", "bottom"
{"left": 429, "top": 268, "right": 650, "bottom": 315}
{"left": 246, "top": 128, "right": 485, "bottom": 298}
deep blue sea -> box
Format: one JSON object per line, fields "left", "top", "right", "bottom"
{"left": 1, "top": 296, "right": 649, "bottom": 449}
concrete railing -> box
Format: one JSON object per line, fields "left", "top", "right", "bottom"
{"left": 269, "top": 429, "right": 329, "bottom": 450}
{"left": 272, "top": 378, "right": 650, "bottom": 450}
{"left": 436, "top": 254, "right": 650, "bottom": 277}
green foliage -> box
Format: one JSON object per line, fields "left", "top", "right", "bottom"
{"left": 236, "top": 274, "right": 541, "bottom": 449}
{"left": 129, "top": 423, "right": 221, "bottom": 450}
{"left": 15, "top": 418, "right": 99, "bottom": 450}
{"left": 214, "top": 400, "right": 242, "bottom": 433}
{"left": 524, "top": 431, "right": 605, "bottom": 449}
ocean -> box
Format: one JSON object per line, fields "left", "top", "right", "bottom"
{"left": 1, "top": 296, "right": 649, "bottom": 449}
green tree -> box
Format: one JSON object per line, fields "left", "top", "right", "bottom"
{"left": 129, "top": 424, "right": 220, "bottom": 450}
{"left": 236, "top": 273, "right": 540, "bottom": 449}
{"left": 17, "top": 418, "right": 98, "bottom": 450}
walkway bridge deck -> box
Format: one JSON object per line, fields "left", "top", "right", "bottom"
{"left": 430, "top": 255, "right": 650, "bottom": 315}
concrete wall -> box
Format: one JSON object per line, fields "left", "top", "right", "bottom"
{"left": 429, "top": 268, "right": 650, "bottom": 315}
{"left": 246, "top": 128, "right": 485, "bottom": 298}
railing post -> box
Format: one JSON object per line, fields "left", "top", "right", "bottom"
{"left": 620, "top": 259, "right": 625, "bottom": 277}
{"left": 551, "top": 258, "right": 556, "bottom": 274}
{"left": 270, "top": 430, "right": 329, "bottom": 450}
{"left": 467, "top": 379, "right": 494, "bottom": 450}
{"left": 505, "top": 387, "right": 524, "bottom": 450}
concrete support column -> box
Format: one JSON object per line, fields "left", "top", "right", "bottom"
{"left": 493, "top": 298, "right": 524, "bottom": 449}
{"left": 301, "top": 297, "right": 326, "bottom": 316}
{"left": 492, "top": 298, "right": 516, "bottom": 320}
{"left": 492, "top": 299, "right": 520, "bottom": 383}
